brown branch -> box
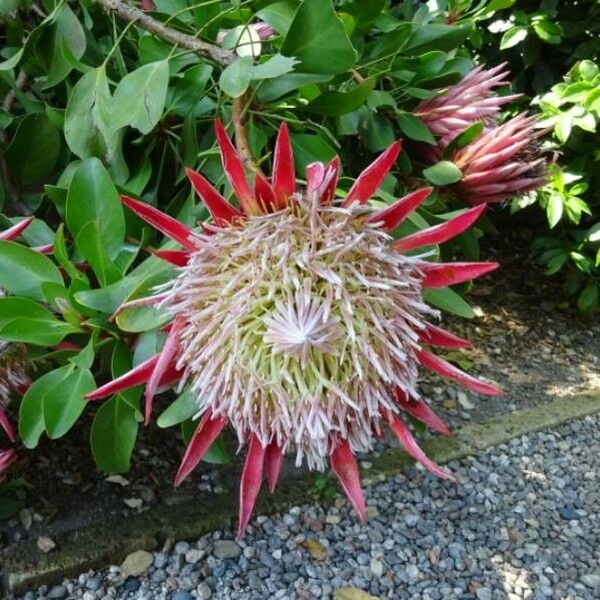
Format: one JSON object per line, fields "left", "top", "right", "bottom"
{"left": 95, "top": 0, "right": 236, "bottom": 66}
{"left": 231, "top": 93, "right": 262, "bottom": 176}
{"left": 96, "top": 0, "right": 261, "bottom": 173}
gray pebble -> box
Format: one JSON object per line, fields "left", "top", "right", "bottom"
{"left": 212, "top": 540, "right": 241, "bottom": 560}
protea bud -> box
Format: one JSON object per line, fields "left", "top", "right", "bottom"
{"left": 451, "top": 114, "right": 548, "bottom": 204}
{"left": 415, "top": 63, "right": 521, "bottom": 162}
{"left": 87, "top": 121, "right": 502, "bottom": 537}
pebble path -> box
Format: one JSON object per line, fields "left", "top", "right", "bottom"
{"left": 19, "top": 414, "right": 600, "bottom": 600}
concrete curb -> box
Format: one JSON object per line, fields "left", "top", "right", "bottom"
{"left": 3, "top": 391, "right": 600, "bottom": 595}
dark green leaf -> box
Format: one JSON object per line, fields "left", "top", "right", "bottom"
{"left": 397, "top": 112, "right": 435, "bottom": 144}
{"left": 157, "top": 388, "right": 197, "bottom": 428}
{"left": 442, "top": 121, "right": 485, "bottom": 158}
{"left": 252, "top": 54, "right": 299, "bottom": 80}
{"left": 291, "top": 133, "right": 337, "bottom": 173}
{"left": 308, "top": 78, "right": 375, "bottom": 116}
{"left": 423, "top": 287, "right": 475, "bottom": 318}
{"left": 281, "top": 0, "right": 357, "bottom": 74}
{"left": 0, "top": 241, "right": 63, "bottom": 301}
{"left": 4, "top": 113, "right": 60, "bottom": 185}
{"left": 75, "top": 221, "right": 122, "bottom": 287}
{"left": 423, "top": 161, "right": 462, "bottom": 186}
{"left": 219, "top": 57, "right": 253, "bottom": 98}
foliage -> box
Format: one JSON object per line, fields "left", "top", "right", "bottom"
{"left": 0, "top": 0, "right": 540, "bottom": 482}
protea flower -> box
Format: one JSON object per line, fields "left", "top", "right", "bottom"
{"left": 0, "top": 217, "right": 36, "bottom": 478}
{"left": 87, "top": 121, "right": 502, "bottom": 536}
{"left": 451, "top": 114, "right": 548, "bottom": 204}
{"left": 415, "top": 63, "right": 521, "bottom": 162}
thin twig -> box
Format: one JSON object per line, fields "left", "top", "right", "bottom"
{"left": 95, "top": 0, "right": 236, "bottom": 66}
{"left": 232, "top": 93, "right": 262, "bottom": 175}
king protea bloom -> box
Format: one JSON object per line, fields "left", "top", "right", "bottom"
{"left": 415, "top": 63, "right": 521, "bottom": 162}
{"left": 0, "top": 217, "right": 37, "bottom": 478}
{"left": 451, "top": 114, "right": 548, "bottom": 204}
{"left": 87, "top": 121, "right": 502, "bottom": 537}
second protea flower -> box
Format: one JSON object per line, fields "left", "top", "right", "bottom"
{"left": 88, "top": 121, "right": 502, "bottom": 536}
{"left": 415, "top": 63, "right": 521, "bottom": 161}
{"left": 451, "top": 114, "right": 548, "bottom": 204}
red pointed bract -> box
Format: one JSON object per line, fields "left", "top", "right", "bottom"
{"left": 144, "top": 318, "right": 184, "bottom": 425}
{"left": 272, "top": 122, "right": 295, "bottom": 207}
{"left": 387, "top": 412, "right": 454, "bottom": 479}
{"left": 186, "top": 167, "right": 243, "bottom": 226}
{"left": 34, "top": 243, "right": 54, "bottom": 254}
{"left": 422, "top": 261, "right": 499, "bottom": 288}
{"left": 174, "top": 411, "right": 228, "bottom": 487}
{"left": 0, "top": 409, "right": 15, "bottom": 443}
{"left": 366, "top": 187, "right": 432, "bottom": 230}
{"left": 392, "top": 204, "right": 486, "bottom": 252}
{"left": 330, "top": 439, "right": 367, "bottom": 522}
{"left": 237, "top": 434, "right": 267, "bottom": 538}
{"left": 395, "top": 392, "right": 450, "bottom": 435}
{"left": 0, "top": 449, "right": 17, "bottom": 475}
{"left": 121, "top": 196, "right": 198, "bottom": 251}
{"left": 416, "top": 349, "right": 503, "bottom": 396}
{"left": 214, "top": 119, "right": 258, "bottom": 215}
{"left": 153, "top": 249, "right": 191, "bottom": 267}
{"left": 322, "top": 156, "right": 340, "bottom": 204}
{"left": 265, "top": 440, "right": 284, "bottom": 493}
{"left": 254, "top": 172, "right": 277, "bottom": 212}
{"left": 0, "top": 216, "right": 34, "bottom": 241}
{"left": 420, "top": 323, "right": 472, "bottom": 349}
{"left": 85, "top": 354, "right": 159, "bottom": 400}
{"left": 306, "top": 162, "right": 325, "bottom": 196}
{"left": 342, "top": 141, "right": 402, "bottom": 207}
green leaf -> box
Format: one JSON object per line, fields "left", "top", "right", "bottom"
{"left": 256, "top": 73, "right": 332, "bottom": 102}
{"left": 64, "top": 65, "right": 118, "bottom": 161}
{"left": 75, "top": 221, "right": 122, "bottom": 287}
{"left": 0, "top": 297, "right": 79, "bottom": 346}
{"left": 500, "top": 26, "right": 528, "bottom": 50}
{"left": 0, "top": 241, "right": 63, "bottom": 301}
{"left": 202, "top": 435, "right": 230, "bottom": 464}
{"left": 308, "top": 78, "right": 375, "bottom": 116}
{"left": 252, "top": 54, "right": 299, "bottom": 80}
{"left": 4, "top": 113, "right": 60, "bottom": 185}
{"left": 112, "top": 60, "right": 170, "bottom": 134}
{"left": 546, "top": 195, "right": 563, "bottom": 228}
{"left": 90, "top": 395, "right": 139, "bottom": 472}
{"left": 19, "top": 366, "right": 71, "bottom": 448}
{"left": 405, "top": 23, "right": 473, "bottom": 53}
{"left": 44, "top": 366, "right": 95, "bottom": 439}
{"left": 66, "top": 157, "right": 125, "bottom": 259}
{"left": 157, "top": 388, "right": 197, "bottom": 428}
{"left": 587, "top": 222, "right": 600, "bottom": 243}
{"left": 577, "top": 281, "right": 598, "bottom": 313}
{"left": 397, "top": 112, "right": 435, "bottom": 144}
{"left": 291, "top": 133, "right": 337, "bottom": 173}
{"left": 423, "top": 287, "right": 475, "bottom": 318}
{"left": 37, "top": 3, "right": 86, "bottom": 89}
{"left": 281, "top": 0, "right": 357, "bottom": 75}
{"left": 442, "top": 121, "right": 485, "bottom": 158}
{"left": 423, "top": 161, "right": 462, "bottom": 186}
{"left": 219, "top": 56, "right": 253, "bottom": 98}
{"left": 532, "top": 20, "right": 562, "bottom": 44}
{"left": 257, "top": 0, "right": 297, "bottom": 34}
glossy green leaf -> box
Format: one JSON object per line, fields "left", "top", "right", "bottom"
{"left": 112, "top": 60, "right": 169, "bottom": 134}
{"left": 397, "top": 112, "right": 436, "bottom": 144}
{"left": 157, "top": 388, "right": 197, "bottom": 428}
{"left": 90, "top": 395, "right": 139, "bottom": 472}
{"left": 281, "top": 0, "right": 357, "bottom": 74}
{"left": 66, "top": 157, "right": 125, "bottom": 258}
{"left": 423, "top": 161, "right": 463, "bottom": 186}
{"left": 308, "top": 78, "right": 375, "bottom": 116}
{"left": 252, "top": 54, "right": 299, "bottom": 80}
{"left": 0, "top": 241, "right": 63, "bottom": 301}
{"left": 500, "top": 26, "right": 528, "bottom": 50}
{"left": 423, "top": 287, "right": 475, "bottom": 318}
{"left": 291, "top": 133, "right": 337, "bottom": 173}
{"left": 75, "top": 221, "right": 122, "bottom": 287}
{"left": 0, "top": 297, "right": 80, "bottom": 346}
{"left": 219, "top": 56, "right": 253, "bottom": 98}
{"left": 44, "top": 366, "right": 95, "bottom": 439}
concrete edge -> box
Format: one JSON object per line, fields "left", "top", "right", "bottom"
{"left": 3, "top": 390, "right": 600, "bottom": 595}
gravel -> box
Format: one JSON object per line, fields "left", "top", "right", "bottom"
{"left": 14, "top": 414, "right": 600, "bottom": 600}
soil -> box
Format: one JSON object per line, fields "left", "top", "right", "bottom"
{"left": 1, "top": 217, "right": 598, "bottom": 563}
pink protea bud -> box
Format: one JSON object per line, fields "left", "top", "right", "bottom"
{"left": 451, "top": 114, "right": 549, "bottom": 204}
{"left": 88, "top": 121, "right": 502, "bottom": 536}
{"left": 415, "top": 63, "right": 521, "bottom": 162}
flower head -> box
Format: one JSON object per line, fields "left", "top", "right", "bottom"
{"left": 451, "top": 114, "right": 548, "bottom": 204}
{"left": 87, "top": 121, "right": 501, "bottom": 536}
{"left": 415, "top": 63, "right": 521, "bottom": 162}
